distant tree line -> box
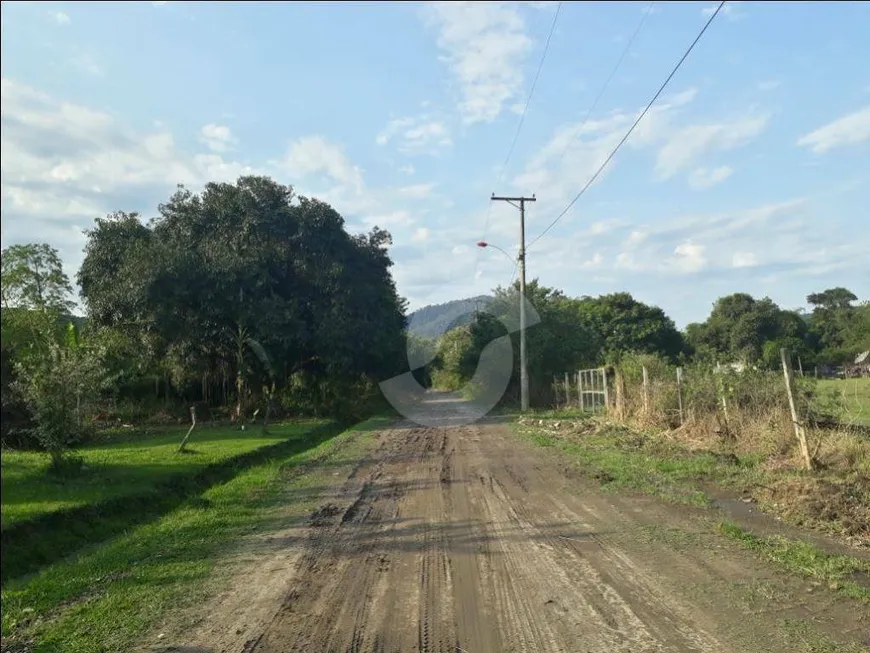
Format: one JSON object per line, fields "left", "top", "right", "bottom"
{"left": 425, "top": 281, "right": 868, "bottom": 404}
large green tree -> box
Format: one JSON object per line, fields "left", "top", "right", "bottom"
{"left": 575, "top": 292, "right": 685, "bottom": 362}
{"left": 78, "top": 176, "right": 406, "bottom": 416}
{"left": 806, "top": 287, "right": 860, "bottom": 363}
{"left": 1, "top": 243, "right": 74, "bottom": 313}
{"left": 686, "top": 293, "right": 813, "bottom": 366}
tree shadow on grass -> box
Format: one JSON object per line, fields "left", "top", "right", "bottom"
{"left": 0, "top": 420, "right": 349, "bottom": 585}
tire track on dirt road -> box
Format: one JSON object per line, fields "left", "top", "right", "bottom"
{"left": 160, "top": 393, "right": 867, "bottom": 653}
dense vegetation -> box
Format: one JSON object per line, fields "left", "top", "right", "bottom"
{"left": 424, "top": 281, "right": 868, "bottom": 404}
{"left": 1, "top": 173, "right": 866, "bottom": 460}
{"left": 1, "top": 176, "right": 407, "bottom": 458}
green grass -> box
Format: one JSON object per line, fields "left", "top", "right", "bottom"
{"left": 1, "top": 420, "right": 346, "bottom": 583}
{"left": 1, "top": 421, "right": 323, "bottom": 528}
{"left": 0, "top": 417, "right": 386, "bottom": 653}
{"left": 719, "top": 522, "right": 870, "bottom": 603}
{"left": 817, "top": 377, "right": 870, "bottom": 426}
{"left": 516, "top": 423, "right": 737, "bottom": 507}
{"left": 515, "top": 417, "right": 869, "bottom": 539}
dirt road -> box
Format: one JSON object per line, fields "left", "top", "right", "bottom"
{"left": 165, "top": 394, "right": 868, "bottom": 653}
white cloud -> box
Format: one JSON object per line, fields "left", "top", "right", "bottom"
{"left": 377, "top": 115, "right": 452, "bottom": 155}
{"left": 361, "top": 210, "right": 413, "bottom": 229}
{"left": 70, "top": 53, "right": 103, "bottom": 77}
{"left": 655, "top": 114, "right": 768, "bottom": 180}
{"left": 50, "top": 11, "right": 70, "bottom": 25}
{"left": 411, "top": 227, "right": 430, "bottom": 243}
{"left": 398, "top": 183, "right": 436, "bottom": 199}
{"left": 398, "top": 164, "right": 415, "bottom": 175}
{"left": 283, "top": 136, "right": 363, "bottom": 193}
{"left": 512, "top": 87, "right": 753, "bottom": 211}
{"left": 199, "top": 123, "right": 236, "bottom": 153}
{"left": 626, "top": 230, "right": 647, "bottom": 246}
{"left": 796, "top": 106, "right": 870, "bottom": 154}
{"left": 423, "top": 2, "right": 532, "bottom": 124}
{"left": 580, "top": 252, "right": 604, "bottom": 269}
{"left": 702, "top": 2, "right": 743, "bottom": 20}
{"left": 0, "top": 77, "right": 262, "bottom": 299}
{"left": 587, "top": 218, "right": 626, "bottom": 235}
{"left": 688, "top": 165, "right": 733, "bottom": 190}
{"left": 669, "top": 240, "right": 707, "bottom": 273}
{"left": 756, "top": 79, "right": 781, "bottom": 92}
{"left": 732, "top": 252, "right": 757, "bottom": 268}
{"left": 0, "top": 78, "right": 252, "bottom": 196}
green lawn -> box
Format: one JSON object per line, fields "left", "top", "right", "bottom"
{"left": 817, "top": 377, "right": 870, "bottom": 426}
{"left": 1, "top": 417, "right": 388, "bottom": 653}
{"left": 1, "top": 420, "right": 342, "bottom": 582}
{"left": 1, "top": 421, "right": 324, "bottom": 528}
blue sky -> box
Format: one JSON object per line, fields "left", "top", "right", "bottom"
{"left": 2, "top": 1, "right": 868, "bottom": 327}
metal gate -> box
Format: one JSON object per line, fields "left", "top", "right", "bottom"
{"left": 576, "top": 367, "right": 608, "bottom": 413}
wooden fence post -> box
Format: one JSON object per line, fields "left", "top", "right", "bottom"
{"left": 579, "top": 369, "right": 585, "bottom": 412}
{"left": 615, "top": 368, "right": 625, "bottom": 419}
{"left": 601, "top": 367, "right": 609, "bottom": 413}
{"left": 715, "top": 362, "right": 730, "bottom": 433}
{"left": 798, "top": 356, "right": 804, "bottom": 377}
{"left": 780, "top": 348, "right": 814, "bottom": 471}
{"left": 676, "top": 367, "right": 684, "bottom": 426}
{"left": 564, "top": 372, "right": 570, "bottom": 408}
{"left": 642, "top": 366, "right": 650, "bottom": 415}
{"left": 178, "top": 405, "right": 197, "bottom": 453}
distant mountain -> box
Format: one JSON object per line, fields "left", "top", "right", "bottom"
{"left": 406, "top": 296, "right": 493, "bottom": 340}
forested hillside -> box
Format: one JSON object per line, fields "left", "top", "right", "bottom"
{"left": 406, "top": 296, "right": 493, "bottom": 339}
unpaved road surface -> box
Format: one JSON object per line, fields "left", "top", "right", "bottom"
{"left": 163, "top": 394, "right": 868, "bottom": 653}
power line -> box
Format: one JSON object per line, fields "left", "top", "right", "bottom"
{"left": 552, "top": 0, "right": 655, "bottom": 173}
{"left": 526, "top": 0, "right": 726, "bottom": 251}
{"left": 505, "top": 0, "right": 655, "bottom": 289}
{"left": 475, "top": 2, "right": 563, "bottom": 274}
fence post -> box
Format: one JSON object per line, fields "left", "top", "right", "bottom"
{"left": 642, "top": 366, "right": 650, "bottom": 415}
{"left": 798, "top": 356, "right": 804, "bottom": 377}
{"left": 564, "top": 372, "right": 570, "bottom": 408}
{"left": 780, "top": 348, "right": 814, "bottom": 471}
{"left": 601, "top": 367, "right": 609, "bottom": 413}
{"left": 715, "top": 361, "right": 730, "bottom": 433}
{"left": 579, "top": 369, "right": 585, "bottom": 411}
{"left": 676, "top": 367, "right": 684, "bottom": 426}
{"left": 615, "top": 368, "right": 625, "bottom": 419}
{"left": 178, "top": 405, "right": 197, "bottom": 453}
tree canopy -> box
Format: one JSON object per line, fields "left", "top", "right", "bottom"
{"left": 77, "top": 176, "right": 407, "bottom": 416}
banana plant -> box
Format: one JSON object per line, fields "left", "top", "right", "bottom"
{"left": 228, "top": 325, "right": 276, "bottom": 432}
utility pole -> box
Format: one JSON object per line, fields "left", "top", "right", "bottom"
{"left": 490, "top": 193, "right": 536, "bottom": 411}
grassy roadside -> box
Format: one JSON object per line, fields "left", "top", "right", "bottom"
{"left": 513, "top": 417, "right": 870, "bottom": 603}
{"left": 718, "top": 522, "right": 869, "bottom": 603}
{"left": 1, "top": 416, "right": 390, "bottom": 653}
{"left": 1, "top": 421, "right": 345, "bottom": 583}
{"left": 2, "top": 421, "right": 325, "bottom": 527}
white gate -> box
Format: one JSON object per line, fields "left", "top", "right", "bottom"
{"left": 576, "top": 367, "right": 608, "bottom": 413}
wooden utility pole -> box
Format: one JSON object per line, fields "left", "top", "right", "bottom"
{"left": 491, "top": 193, "right": 536, "bottom": 411}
